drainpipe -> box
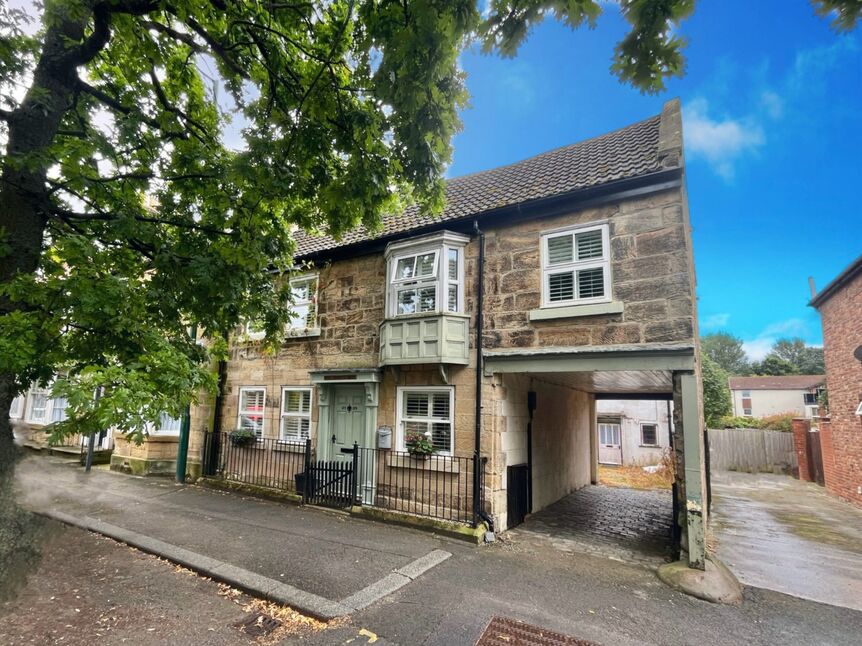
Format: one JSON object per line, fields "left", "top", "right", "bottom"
{"left": 472, "top": 220, "right": 494, "bottom": 532}
{"left": 206, "top": 356, "right": 228, "bottom": 476}
{"left": 175, "top": 325, "right": 197, "bottom": 483}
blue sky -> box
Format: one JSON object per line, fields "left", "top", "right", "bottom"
{"left": 449, "top": 1, "right": 861, "bottom": 359}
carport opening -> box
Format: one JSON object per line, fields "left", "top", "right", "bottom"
{"left": 499, "top": 372, "right": 678, "bottom": 564}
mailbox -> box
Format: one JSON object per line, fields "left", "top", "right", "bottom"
{"left": 377, "top": 426, "right": 392, "bottom": 449}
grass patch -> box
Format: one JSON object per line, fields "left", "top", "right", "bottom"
{"left": 599, "top": 464, "right": 673, "bottom": 491}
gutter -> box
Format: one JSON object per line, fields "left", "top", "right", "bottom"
{"left": 809, "top": 253, "right": 862, "bottom": 309}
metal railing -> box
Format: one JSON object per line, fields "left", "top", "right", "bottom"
{"left": 202, "top": 432, "right": 486, "bottom": 526}
{"left": 203, "top": 432, "right": 308, "bottom": 493}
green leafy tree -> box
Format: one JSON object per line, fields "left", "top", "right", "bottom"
{"left": 0, "top": 0, "right": 858, "bottom": 592}
{"left": 769, "top": 338, "right": 825, "bottom": 374}
{"left": 753, "top": 354, "right": 799, "bottom": 376}
{"left": 701, "top": 353, "right": 732, "bottom": 428}
{"left": 701, "top": 332, "right": 750, "bottom": 375}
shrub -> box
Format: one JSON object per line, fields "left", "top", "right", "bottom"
{"left": 715, "top": 412, "right": 796, "bottom": 432}
{"left": 229, "top": 428, "right": 258, "bottom": 446}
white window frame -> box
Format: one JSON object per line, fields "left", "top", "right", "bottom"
{"left": 151, "top": 412, "right": 182, "bottom": 435}
{"left": 395, "top": 386, "right": 455, "bottom": 456}
{"left": 743, "top": 408, "right": 752, "bottom": 417}
{"left": 9, "top": 395, "right": 24, "bottom": 419}
{"left": 25, "top": 385, "right": 51, "bottom": 425}
{"left": 238, "top": 386, "right": 266, "bottom": 438}
{"left": 280, "top": 387, "right": 313, "bottom": 442}
{"left": 541, "top": 222, "right": 611, "bottom": 308}
{"left": 640, "top": 423, "right": 659, "bottom": 447}
{"left": 50, "top": 395, "right": 69, "bottom": 423}
{"left": 855, "top": 401, "right": 862, "bottom": 416}
{"left": 286, "top": 274, "right": 319, "bottom": 332}
{"left": 741, "top": 389, "right": 751, "bottom": 398}
{"left": 243, "top": 319, "right": 266, "bottom": 341}
{"left": 598, "top": 422, "right": 621, "bottom": 447}
{"left": 384, "top": 232, "right": 468, "bottom": 318}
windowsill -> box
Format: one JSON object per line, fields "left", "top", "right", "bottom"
{"left": 639, "top": 444, "right": 660, "bottom": 449}
{"left": 273, "top": 441, "right": 307, "bottom": 453}
{"left": 529, "top": 301, "right": 623, "bottom": 321}
{"left": 285, "top": 327, "right": 321, "bottom": 339}
{"left": 386, "top": 453, "right": 460, "bottom": 473}
{"left": 145, "top": 433, "right": 180, "bottom": 443}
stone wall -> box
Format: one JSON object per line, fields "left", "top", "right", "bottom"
{"left": 479, "top": 187, "right": 694, "bottom": 350}
{"left": 817, "top": 268, "right": 862, "bottom": 506}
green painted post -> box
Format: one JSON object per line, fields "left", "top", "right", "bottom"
{"left": 175, "top": 326, "right": 197, "bottom": 483}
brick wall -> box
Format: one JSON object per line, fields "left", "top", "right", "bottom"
{"left": 792, "top": 417, "right": 812, "bottom": 482}
{"left": 817, "top": 269, "right": 862, "bottom": 506}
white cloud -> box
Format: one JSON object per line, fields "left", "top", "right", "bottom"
{"left": 701, "top": 313, "right": 730, "bottom": 330}
{"left": 742, "top": 318, "right": 812, "bottom": 361}
{"left": 759, "top": 90, "right": 784, "bottom": 120}
{"left": 683, "top": 98, "right": 764, "bottom": 181}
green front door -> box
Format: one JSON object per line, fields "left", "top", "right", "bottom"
{"left": 329, "top": 385, "right": 366, "bottom": 462}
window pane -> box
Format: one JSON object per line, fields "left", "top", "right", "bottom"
{"left": 291, "top": 279, "right": 311, "bottom": 302}
{"left": 416, "top": 253, "right": 436, "bottom": 277}
{"left": 246, "top": 319, "right": 265, "bottom": 335}
{"left": 158, "top": 412, "right": 181, "bottom": 432}
{"left": 448, "top": 248, "right": 458, "bottom": 280}
{"left": 577, "top": 267, "right": 605, "bottom": 299}
{"left": 642, "top": 425, "right": 657, "bottom": 445}
{"left": 397, "top": 288, "right": 417, "bottom": 315}
{"left": 30, "top": 394, "right": 48, "bottom": 421}
{"left": 405, "top": 393, "right": 429, "bottom": 417}
{"left": 431, "top": 422, "right": 451, "bottom": 452}
{"left": 51, "top": 397, "right": 68, "bottom": 423}
{"left": 431, "top": 393, "right": 450, "bottom": 419}
{"left": 240, "top": 389, "right": 264, "bottom": 413}
{"left": 548, "top": 272, "right": 575, "bottom": 302}
{"left": 395, "top": 256, "right": 415, "bottom": 279}
{"left": 288, "top": 303, "right": 310, "bottom": 329}
{"left": 283, "top": 390, "right": 310, "bottom": 414}
{"left": 282, "top": 416, "right": 309, "bottom": 440}
{"left": 418, "top": 286, "right": 436, "bottom": 312}
{"left": 447, "top": 285, "right": 458, "bottom": 312}
{"left": 404, "top": 420, "right": 429, "bottom": 437}
{"left": 10, "top": 396, "right": 23, "bottom": 417}
{"left": 547, "top": 234, "right": 574, "bottom": 265}
{"left": 575, "top": 229, "right": 603, "bottom": 260}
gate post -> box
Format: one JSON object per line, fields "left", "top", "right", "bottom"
{"left": 351, "top": 442, "right": 359, "bottom": 506}
{"left": 303, "top": 438, "right": 312, "bottom": 504}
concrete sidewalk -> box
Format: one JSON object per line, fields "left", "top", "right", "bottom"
{"left": 15, "top": 456, "right": 862, "bottom": 645}
{"left": 712, "top": 470, "right": 862, "bottom": 612}
{"left": 15, "top": 456, "right": 460, "bottom": 619}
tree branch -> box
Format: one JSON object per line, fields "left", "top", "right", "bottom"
{"left": 50, "top": 206, "right": 235, "bottom": 237}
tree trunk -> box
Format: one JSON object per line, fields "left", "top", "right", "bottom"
{"left": 0, "top": 4, "right": 103, "bottom": 597}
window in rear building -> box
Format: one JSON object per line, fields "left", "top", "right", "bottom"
{"left": 743, "top": 408, "right": 752, "bottom": 416}
{"left": 741, "top": 389, "right": 751, "bottom": 398}
{"left": 640, "top": 423, "right": 659, "bottom": 446}
{"left": 541, "top": 223, "right": 611, "bottom": 307}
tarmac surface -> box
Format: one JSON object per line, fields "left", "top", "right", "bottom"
{"left": 12, "top": 456, "right": 862, "bottom": 645}
{"left": 711, "top": 470, "right": 862, "bottom": 612}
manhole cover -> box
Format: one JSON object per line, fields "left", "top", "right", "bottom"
{"left": 234, "top": 612, "right": 281, "bottom": 637}
{"left": 476, "top": 616, "right": 599, "bottom": 646}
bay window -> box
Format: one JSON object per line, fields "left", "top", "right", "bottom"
{"left": 287, "top": 275, "right": 318, "bottom": 331}
{"left": 385, "top": 232, "right": 468, "bottom": 318}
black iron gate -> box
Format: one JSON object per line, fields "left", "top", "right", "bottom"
{"left": 303, "top": 443, "right": 358, "bottom": 508}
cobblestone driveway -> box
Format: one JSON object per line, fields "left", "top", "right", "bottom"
{"left": 508, "top": 485, "right": 673, "bottom": 567}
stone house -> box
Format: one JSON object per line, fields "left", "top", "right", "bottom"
{"left": 728, "top": 375, "right": 825, "bottom": 419}
{"left": 596, "top": 398, "right": 673, "bottom": 467}
{"left": 156, "top": 98, "right": 708, "bottom": 568}
{"left": 810, "top": 254, "right": 862, "bottom": 506}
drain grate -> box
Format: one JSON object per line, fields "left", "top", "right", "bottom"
{"left": 476, "top": 616, "right": 599, "bottom": 646}
{"left": 234, "top": 612, "right": 281, "bottom": 637}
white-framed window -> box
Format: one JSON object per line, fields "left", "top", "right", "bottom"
{"left": 153, "top": 412, "right": 182, "bottom": 435}
{"left": 855, "top": 401, "right": 862, "bottom": 416}
{"left": 599, "top": 422, "right": 621, "bottom": 447}
{"left": 26, "top": 386, "right": 50, "bottom": 424}
{"left": 743, "top": 408, "right": 752, "bottom": 416}
{"left": 640, "top": 423, "right": 659, "bottom": 446}
{"left": 280, "top": 387, "right": 312, "bottom": 441}
{"left": 741, "top": 389, "right": 751, "bottom": 398}
{"left": 287, "top": 275, "right": 318, "bottom": 331}
{"left": 51, "top": 396, "right": 69, "bottom": 423}
{"left": 396, "top": 386, "right": 454, "bottom": 455}
{"left": 541, "top": 223, "right": 611, "bottom": 307}
{"left": 803, "top": 392, "right": 817, "bottom": 405}
{"left": 385, "top": 232, "right": 468, "bottom": 318}
{"left": 9, "top": 395, "right": 24, "bottom": 419}
{"left": 244, "top": 319, "right": 266, "bottom": 340}
{"left": 238, "top": 387, "right": 266, "bottom": 438}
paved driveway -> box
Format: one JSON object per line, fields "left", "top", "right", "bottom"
{"left": 507, "top": 485, "right": 673, "bottom": 567}
{"left": 712, "top": 470, "right": 862, "bottom": 611}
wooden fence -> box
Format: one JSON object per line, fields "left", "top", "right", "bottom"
{"left": 708, "top": 428, "right": 797, "bottom": 474}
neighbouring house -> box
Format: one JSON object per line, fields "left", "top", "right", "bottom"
{"left": 166, "top": 99, "right": 706, "bottom": 567}
{"left": 810, "top": 254, "right": 862, "bottom": 507}
{"left": 11, "top": 381, "right": 113, "bottom": 462}
{"left": 596, "top": 399, "right": 672, "bottom": 466}
{"left": 728, "top": 375, "right": 825, "bottom": 419}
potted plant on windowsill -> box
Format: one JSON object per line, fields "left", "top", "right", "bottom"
{"left": 229, "top": 428, "right": 258, "bottom": 447}
{"left": 405, "top": 431, "right": 434, "bottom": 460}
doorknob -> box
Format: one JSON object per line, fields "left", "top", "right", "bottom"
{"left": 331, "top": 434, "right": 336, "bottom": 444}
